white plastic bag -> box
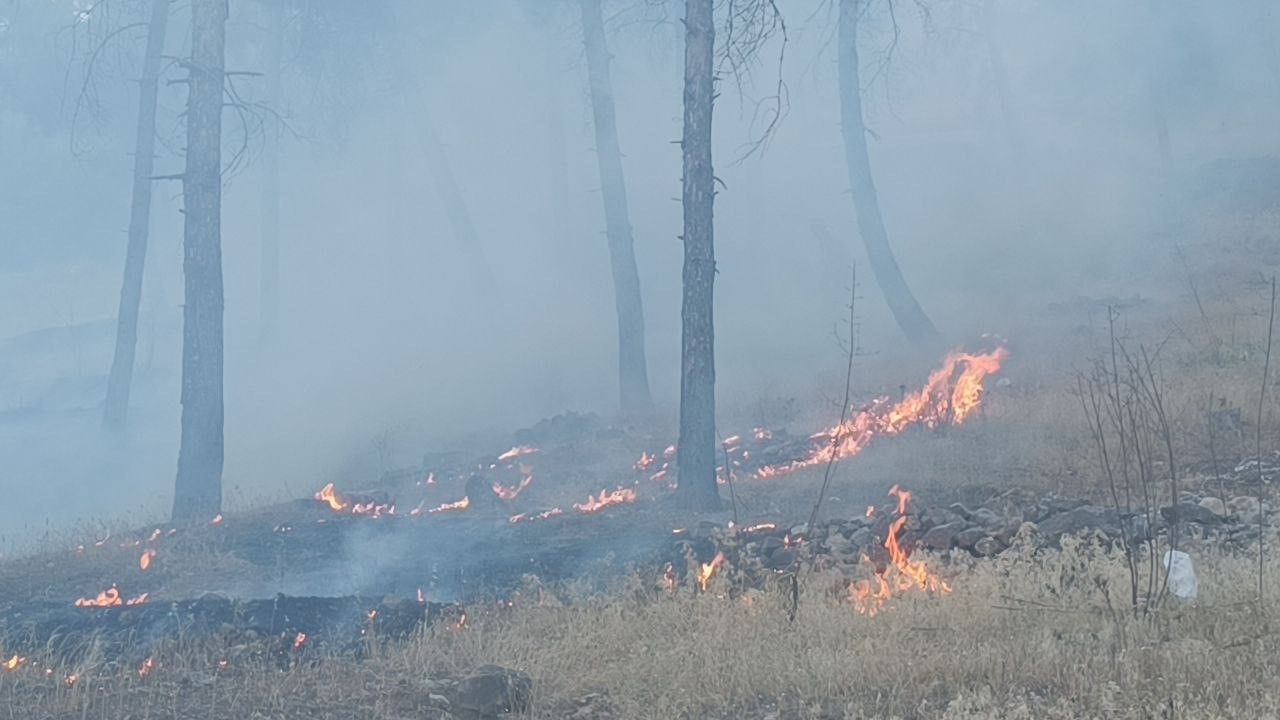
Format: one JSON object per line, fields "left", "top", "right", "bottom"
{"left": 1163, "top": 550, "right": 1198, "bottom": 601}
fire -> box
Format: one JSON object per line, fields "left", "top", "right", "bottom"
{"left": 752, "top": 427, "right": 772, "bottom": 441}
{"left": 509, "top": 507, "right": 563, "bottom": 524}
{"left": 742, "top": 523, "right": 777, "bottom": 533}
{"left": 74, "top": 585, "right": 148, "bottom": 608}
{"left": 849, "top": 486, "right": 952, "bottom": 616}
{"left": 293, "top": 632, "right": 307, "bottom": 650}
{"left": 139, "top": 549, "right": 156, "bottom": 571}
{"left": 314, "top": 483, "right": 347, "bottom": 511}
{"left": 138, "top": 656, "right": 155, "bottom": 678}
{"left": 428, "top": 496, "right": 471, "bottom": 514}
{"left": 452, "top": 613, "right": 469, "bottom": 631}
{"left": 416, "top": 588, "right": 426, "bottom": 604}
{"left": 210, "top": 514, "right": 223, "bottom": 526}
{"left": 865, "top": 505, "right": 875, "bottom": 517}
{"left": 757, "top": 348, "right": 1007, "bottom": 478}
{"left": 634, "top": 452, "right": 656, "bottom": 472}
{"left": 147, "top": 528, "right": 162, "bottom": 543}
{"left": 64, "top": 673, "right": 78, "bottom": 687}
{"left": 497, "top": 446, "right": 539, "bottom": 462}
{"left": 493, "top": 465, "right": 534, "bottom": 500}
{"left": 3, "top": 655, "right": 24, "bottom": 672}
{"left": 662, "top": 563, "right": 676, "bottom": 593}
{"left": 572, "top": 488, "right": 637, "bottom": 513}
{"left": 697, "top": 552, "right": 727, "bottom": 591}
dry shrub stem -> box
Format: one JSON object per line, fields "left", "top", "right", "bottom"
{"left": 1256, "top": 274, "right": 1275, "bottom": 600}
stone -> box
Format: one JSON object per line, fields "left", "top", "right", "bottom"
{"left": 765, "top": 548, "right": 798, "bottom": 570}
{"left": 948, "top": 503, "right": 975, "bottom": 521}
{"left": 920, "top": 521, "right": 965, "bottom": 550}
{"left": 454, "top": 665, "right": 532, "bottom": 718}
{"left": 954, "top": 527, "right": 986, "bottom": 551}
{"left": 973, "top": 536, "right": 1005, "bottom": 557}
{"left": 423, "top": 678, "right": 457, "bottom": 696}
{"left": 1160, "top": 502, "right": 1222, "bottom": 526}
{"left": 970, "top": 508, "right": 1005, "bottom": 530}
{"left": 848, "top": 527, "right": 875, "bottom": 550}
{"left": 757, "top": 536, "right": 784, "bottom": 555}
{"left": 1035, "top": 505, "right": 1119, "bottom": 539}
{"left": 1230, "top": 496, "right": 1263, "bottom": 525}
{"left": 1198, "top": 496, "right": 1228, "bottom": 517}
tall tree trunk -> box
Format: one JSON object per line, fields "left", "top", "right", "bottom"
{"left": 102, "top": 0, "right": 170, "bottom": 430}
{"left": 173, "top": 0, "right": 227, "bottom": 523}
{"left": 837, "top": 0, "right": 940, "bottom": 349}
{"left": 259, "top": 0, "right": 282, "bottom": 342}
{"left": 675, "top": 0, "right": 720, "bottom": 511}
{"left": 580, "top": 0, "right": 654, "bottom": 416}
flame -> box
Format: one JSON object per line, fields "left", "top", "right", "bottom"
{"left": 634, "top": 452, "right": 656, "bottom": 472}
{"left": 138, "top": 656, "right": 155, "bottom": 679}
{"left": 758, "top": 348, "right": 1007, "bottom": 478}
{"left": 210, "top": 514, "right": 223, "bottom": 526}
{"left": 663, "top": 444, "right": 677, "bottom": 459}
{"left": 697, "top": 552, "right": 727, "bottom": 591}
{"left": 428, "top": 496, "right": 471, "bottom": 514}
{"left": 497, "top": 446, "right": 539, "bottom": 462}
{"left": 452, "top": 613, "right": 469, "bottom": 631}
{"left": 416, "top": 588, "right": 426, "bottom": 604}
{"left": 865, "top": 505, "right": 875, "bottom": 517}
{"left": 64, "top": 673, "right": 78, "bottom": 687}
{"left": 742, "top": 523, "right": 777, "bottom": 533}
{"left": 493, "top": 465, "right": 534, "bottom": 500}
{"left": 147, "top": 528, "right": 162, "bottom": 543}
{"left": 752, "top": 427, "right": 772, "bottom": 441}
{"left": 314, "top": 483, "right": 347, "bottom": 511}
{"left": 139, "top": 549, "right": 156, "bottom": 571}
{"left": 74, "top": 585, "right": 148, "bottom": 608}
{"left": 572, "top": 488, "right": 637, "bottom": 513}
{"left": 3, "top": 655, "right": 24, "bottom": 672}
{"left": 849, "top": 486, "right": 952, "bottom": 616}
{"left": 509, "top": 507, "right": 563, "bottom": 524}
{"left": 293, "top": 632, "right": 307, "bottom": 650}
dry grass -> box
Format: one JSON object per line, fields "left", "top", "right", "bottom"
{"left": 3, "top": 534, "right": 1279, "bottom": 719}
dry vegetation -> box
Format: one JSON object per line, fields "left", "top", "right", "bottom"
{"left": 2, "top": 535, "right": 1279, "bottom": 719}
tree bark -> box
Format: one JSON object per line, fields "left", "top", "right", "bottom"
{"left": 675, "top": 0, "right": 720, "bottom": 511}
{"left": 173, "top": 0, "right": 227, "bottom": 523}
{"left": 259, "top": 0, "right": 282, "bottom": 342}
{"left": 102, "top": 0, "right": 170, "bottom": 430}
{"left": 837, "top": 0, "right": 940, "bottom": 349}
{"left": 580, "top": 0, "right": 654, "bottom": 416}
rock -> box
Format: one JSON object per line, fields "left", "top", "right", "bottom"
{"left": 1161, "top": 502, "right": 1222, "bottom": 526}
{"left": 1198, "top": 496, "right": 1227, "bottom": 517}
{"left": 1038, "top": 496, "right": 1087, "bottom": 516}
{"left": 920, "top": 506, "right": 965, "bottom": 529}
{"left": 454, "top": 665, "right": 532, "bottom": 718}
{"left": 765, "top": 548, "right": 798, "bottom": 570}
{"left": 789, "top": 524, "right": 810, "bottom": 539}
{"left": 954, "top": 527, "right": 986, "bottom": 551}
{"left": 920, "top": 521, "right": 965, "bottom": 551}
{"left": 1178, "top": 490, "right": 1202, "bottom": 505}
{"left": 970, "top": 508, "right": 1005, "bottom": 530}
{"left": 948, "top": 503, "right": 975, "bottom": 521}
{"left": 428, "top": 694, "right": 452, "bottom": 710}
{"left": 1230, "top": 496, "right": 1263, "bottom": 525}
{"left": 424, "top": 678, "right": 457, "bottom": 696}
{"left": 848, "top": 527, "right": 875, "bottom": 550}
{"left": 973, "top": 536, "right": 1005, "bottom": 557}
{"left": 1035, "top": 505, "right": 1119, "bottom": 539}
{"left": 757, "top": 536, "right": 784, "bottom": 556}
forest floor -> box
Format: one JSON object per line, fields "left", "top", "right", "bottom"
{"left": 4, "top": 212, "right": 1280, "bottom": 718}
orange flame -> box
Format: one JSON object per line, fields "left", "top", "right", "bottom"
{"left": 508, "top": 507, "right": 564, "bottom": 524}
{"left": 634, "top": 452, "right": 656, "bottom": 472}
{"left": 697, "top": 552, "right": 727, "bottom": 591}
{"left": 742, "top": 523, "right": 777, "bottom": 533}
{"left": 572, "top": 488, "right": 637, "bottom": 513}
{"left": 416, "top": 588, "right": 426, "bottom": 604}
{"left": 293, "top": 632, "right": 307, "bottom": 650}
{"left": 428, "top": 496, "right": 471, "bottom": 514}
{"left": 497, "top": 446, "right": 539, "bottom": 462}
{"left": 147, "top": 528, "right": 162, "bottom": 543}
{"left": 493, "top": 466, "right": 534, "bottom": 500}
{"left": 662, "top": 563, "right": 677, "bottom": 593}
{"left": 64, "top": 673, "right": 78, "bottom": 687}
{"left": 758, "top": 348, "right": 1007, "bottom": 478}
{"left": 3, "top": 655, "right": 24, "bottom": 672}
{"left": 850, "top": 486, "right": 951, "bottom": 616}
{"left": 139, "top": 549, "right": 156, "bottom": 571}
{"left": 210, "top": 514, "right": 223, "bottom": 526}
{"left": 865, "top": 505, "right": 875, "bottom": 517}
{"left": 138, "top": 656, "right": 155, "bottom": 679}
{"left": 74, "top": 585, "right": 148, "bottom": 608}
{"left": 314, "top": 483, "right": 347, "bottom": 511}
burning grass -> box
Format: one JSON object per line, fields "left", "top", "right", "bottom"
{"left": 2, "top": 536, "right": 1279, "bottom": 719}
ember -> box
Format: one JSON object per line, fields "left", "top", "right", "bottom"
{"left": 314, "top": 482, "right": 347, "bottom": 511}
{"left": 293, "top": 632, "right": 307, "bottom": 650}
{"left": 427, "top": 496, "right": 471, "bottom": 514}
{"left": 3, "top": 654, "right": 24, "bottom": 672}
{"left": 138, "top": 656, "right": 155, "bottom": 678}
{"left": 139, "top": 548, "right": 156, "bottom": 571}
{"left": 573, "top": 488, "right": 637, "bottom": 513}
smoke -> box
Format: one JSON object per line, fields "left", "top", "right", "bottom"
{"left": 2, "top": 0, "right": 1278, "bottom": 537}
